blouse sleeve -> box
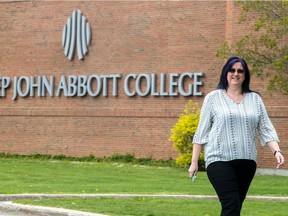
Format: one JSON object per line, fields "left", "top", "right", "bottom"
{"left": 257, "top": 95, "right": 280, "bottom": 146}
{"left": 192, "top": 92, "right": 213, "bottom": 145}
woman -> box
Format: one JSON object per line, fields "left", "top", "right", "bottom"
{"left": 188, "top": 56, "right": 284, "bottom": 216}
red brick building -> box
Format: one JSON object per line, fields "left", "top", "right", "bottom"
{"left": 0, "top": 1, "right": 287, "bottom": 170}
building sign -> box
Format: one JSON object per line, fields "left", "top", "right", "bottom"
{"left": 0, "top": 73, "right": 203, "bottom": 100}
{"left": 62, "top": 10, "right": 91, "bottom": 60}
{"left": 0, "top": 9, "right": 204, "bottom": 100}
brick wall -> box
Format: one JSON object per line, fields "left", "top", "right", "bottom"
{"left": 0, "top": 1, "right": 287, "bottom": 169}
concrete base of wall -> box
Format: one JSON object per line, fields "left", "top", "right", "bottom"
{"left": 256, "top": 168, "right": 288, "bottom": 176}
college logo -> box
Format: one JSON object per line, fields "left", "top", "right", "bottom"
{"left": 62, "top": 9, "right": 91, "bottom": 60}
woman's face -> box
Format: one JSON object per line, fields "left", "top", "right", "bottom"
{"left": 227, "top": 62, "right": 245, "bottom": 89}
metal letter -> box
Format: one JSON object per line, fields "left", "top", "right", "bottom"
{"left": 193, "top": 72, "right": 204, "bottom": 96}
{"left": 178, "top": 73, "right": 193, "bottom": 96}
{"left": 169, "top": 73, "right": 179, "bottom": 96}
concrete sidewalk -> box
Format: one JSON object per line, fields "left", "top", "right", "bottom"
{"left": 0, "top": 194, "right": 287, "bottom": 216}
{"left": 0, "top": 201, "right": 107, "bottom": 216}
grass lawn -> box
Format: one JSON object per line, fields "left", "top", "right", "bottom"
{"left": 1, "top": 158, "right": 287, "bottom": 215}
{"left": 16, "top": 197, "right": 287, "bottom": 216}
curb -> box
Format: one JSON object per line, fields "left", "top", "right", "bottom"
{"left": 1, "top": 194, "right": 288, "bottom": 201}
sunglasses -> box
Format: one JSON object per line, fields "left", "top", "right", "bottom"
{"left": 229, "top": 68, "right": 244, "bottom": 74}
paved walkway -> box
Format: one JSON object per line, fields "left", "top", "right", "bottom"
{"left": 0, "top": 194, "right": 287, "bottom": 216}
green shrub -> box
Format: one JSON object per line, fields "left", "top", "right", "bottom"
{"left": 170, "top": 100, "right": 205, "bottom": 170}
{"left": 105, "top": 153, "right": 135, "bottom": 163}
{"left": 0, "top": 153, "right": 175, "bottom": 167}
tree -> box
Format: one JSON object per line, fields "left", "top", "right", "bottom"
{"left": 216, "top": 0, "right": 288, "bottom": 94}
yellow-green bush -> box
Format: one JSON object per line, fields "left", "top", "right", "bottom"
{"left": 170, "top": 100, "right": 205, "bottom": 170}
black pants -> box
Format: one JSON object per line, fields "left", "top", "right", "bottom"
{"left": 206, "top": 160, "right": 257, "bottom": 216}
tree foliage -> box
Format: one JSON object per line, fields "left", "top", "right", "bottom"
{"left": 170, "top": 100, "right": 205, "bottom": 170}
{"left": 216, "top": 0, "right": 288, "bottom": 94}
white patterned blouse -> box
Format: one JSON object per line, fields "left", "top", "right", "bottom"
{"left": 193, "top": 89, "right": 279, "bottom": 168}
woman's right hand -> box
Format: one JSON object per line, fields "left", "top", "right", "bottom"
{"left": 188, "top": 162, "right": 198, "bottom": 177}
